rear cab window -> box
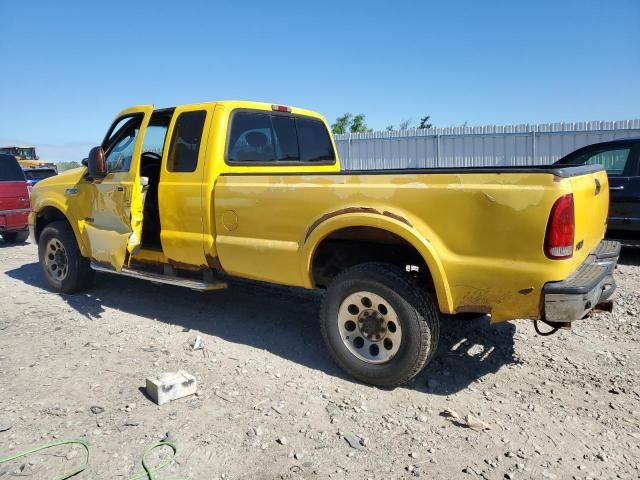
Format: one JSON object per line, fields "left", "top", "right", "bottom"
{"left": 226, "top": 110, "right": 335, "bottom": 165}
{"left": 0, "top": 155, "right": 26, "bottom": 182}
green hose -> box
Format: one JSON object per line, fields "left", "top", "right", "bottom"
{"left": 0, "top": 438, "right": 189, "bottom": 479}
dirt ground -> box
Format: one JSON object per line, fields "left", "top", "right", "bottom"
{"left": 1, "top": 241, "right": 639, "bottom": 480}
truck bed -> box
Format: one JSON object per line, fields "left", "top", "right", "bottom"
{"left": 214, "top": 164, "right": 609, "bottom": 322}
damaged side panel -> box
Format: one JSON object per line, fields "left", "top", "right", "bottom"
{"left": 213, "top": 171, "right": 582, "bottom": 321}
{"left": 83, "top": 105, "right": 154, "bottom": 272}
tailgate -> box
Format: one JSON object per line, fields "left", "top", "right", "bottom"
{"left": 568, "top": 168, "right": 609, "bottom": 259}
{"left": 0, "top": 181, "right": 30, "bottom": 210}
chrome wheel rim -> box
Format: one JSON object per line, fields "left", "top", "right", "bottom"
{"left": 338, "top": 291, "right": 402, "bottom": 364}
{"left": 44, "top": 238, "right": 69, "bottom": 282}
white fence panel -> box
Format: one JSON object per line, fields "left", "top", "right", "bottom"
{"left": 334, "top": 120, "right": 640, "bottom": 170}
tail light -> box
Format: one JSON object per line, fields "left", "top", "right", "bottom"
{"left": 544, "top": 194, "right": 575, "bottom": 259}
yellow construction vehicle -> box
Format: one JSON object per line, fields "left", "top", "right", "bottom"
{"left": 0, "top": 146, "right": 57, "bottom": 172}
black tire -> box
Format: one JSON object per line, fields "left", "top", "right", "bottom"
{"left": 320, "top": 262, "right": 440, "bottom": 388}
{"left": 38, "top": 221, "right": 95, "bottom": 293}
{"left": 1, "top": 229, "right": 29, "bottom": 243}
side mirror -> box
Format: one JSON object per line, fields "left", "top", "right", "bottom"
{"left": 87, "top": 146, "right": 107, "bottom": 179}
{"left": 81, "top": 158, "right": 88, "bottom": 167}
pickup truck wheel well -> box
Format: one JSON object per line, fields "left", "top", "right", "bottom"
{"left": 311, "top": 226, "right": 435, "bottom": 292}
{"left": 35, "top": 207, "right": 70, "bottom": 244}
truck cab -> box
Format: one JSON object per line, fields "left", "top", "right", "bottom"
{"left": 30, "top": 102, "right": 338, "bottom": 286}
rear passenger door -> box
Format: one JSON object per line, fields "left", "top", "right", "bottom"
{"left": 613, "top": 146, "right": 640, "bottom": 233}
{"left": 578, "top": 145, "right": 638, "bottom": 231}
{"left": 158, "top": 104, "right": 213, "bottom": 266}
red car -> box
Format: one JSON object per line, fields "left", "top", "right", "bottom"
{"left": 0, "top": 153, "right": 30, "bottom": 243}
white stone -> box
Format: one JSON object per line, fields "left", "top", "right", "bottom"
{"left": 146, "top": 370, "right": 197, "bottom": 405}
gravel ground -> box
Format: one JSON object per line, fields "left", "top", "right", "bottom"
{"left": 0, "top": 241, "right": 639, "bottom": 480}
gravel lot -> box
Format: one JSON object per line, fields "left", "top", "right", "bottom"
{"left": 1, "top": 241, "right": 639, "bottom": 479}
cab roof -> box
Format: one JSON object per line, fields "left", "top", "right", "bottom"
{"left": 155, "top": 100, "right": 327, "bottom": 122}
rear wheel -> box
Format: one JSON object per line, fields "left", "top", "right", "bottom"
{"left": 2, "top": 229, "right": 29, "bottom": 243}
{"left": 38, "top": 221, "right": 94, "bottom": 293}
{"left": 320, "top": 262, "right": 439, "bottom": 388}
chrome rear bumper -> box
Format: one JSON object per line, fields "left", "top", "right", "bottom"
{"left": 543, "top": 240, "right": 620, "bottom": 323}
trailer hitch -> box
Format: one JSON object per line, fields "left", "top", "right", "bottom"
{"left": 533, "top": 320, "right": 570, "bottom": 336}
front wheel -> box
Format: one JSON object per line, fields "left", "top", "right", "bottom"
{"left": 320, "top": 262, "right": 439, "bottom": 388}
{"left": 38, "top": 221, "right": 94, "bottom": 293}
{"left": 2, "top": 229, "right": 29, "bottom": 243}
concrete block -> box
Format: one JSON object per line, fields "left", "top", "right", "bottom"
{"left": 146, "top": 370, "right": 197, "bottom": 405}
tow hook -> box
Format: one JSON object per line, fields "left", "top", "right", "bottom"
{"left": 533, "top": 320, "right": 570, "bottom": 336}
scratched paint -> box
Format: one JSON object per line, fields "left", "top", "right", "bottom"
{"left": 214, "top": 168, "right": 608, "bottom": 322}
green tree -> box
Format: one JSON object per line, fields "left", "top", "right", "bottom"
{"left": 418, "top": 115, "right": 433, "bottom": 129}
{"left": 331, "top": 113, "right": 353, "bottom": 134}
{"left": 350, "top": 114, "right": 369, "bottom": 133}
{"left": 386, "top": 125, "right": 394, "bottom": 131}
{"left": 57, "top": 161, "right": 82, "bottom": 172}
{"left": 332, "top": 113, "right": 371, "bottom": 134}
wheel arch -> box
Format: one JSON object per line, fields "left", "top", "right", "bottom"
{"left": 300, "top": 212, "right": 454, "bottom": 314}
{"left": 34, "top": 205, "right": 89, "bottom": 257}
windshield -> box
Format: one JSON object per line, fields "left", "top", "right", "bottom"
{"left": 24, "top": 169, "right": 57, "bottom": 180}
{"left": 18, "top": 148, "right": 36, "bottom": 160}
{"left": 0, "top": 147, "right": 37, "bottom": 160}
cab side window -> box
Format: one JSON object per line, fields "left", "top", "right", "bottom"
{"left": 104, "top": 115, "right": 143, "bottom": 173}
{"left": 166, "top": 111, "right": 206, "bottom": 172}
{"left": 580, "top": 148, "right": 631, "bottom": 176}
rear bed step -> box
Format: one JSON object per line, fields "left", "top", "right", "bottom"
{"left": 593, "top": 240, "right": 622, "bottom": 259}
{"left": 90, "top": 263, "right": 227, "bottom": 291}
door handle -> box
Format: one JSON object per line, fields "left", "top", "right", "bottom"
{"left": 609, "top": 186, "right": 625, "bottom": 191}
{"left": 117, "top": 186, "right": 125, "bottom": 192}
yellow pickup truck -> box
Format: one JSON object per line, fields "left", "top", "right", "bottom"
{"left": 29, "top": 101, "right": 620, "bottom": 387}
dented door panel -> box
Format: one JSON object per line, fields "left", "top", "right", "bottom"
{"left": 84, "top": 105, "right": 154, "bottom": 271}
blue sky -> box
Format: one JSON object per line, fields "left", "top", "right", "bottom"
{"left": 1, "top": 0, "right": 638, "bottom": 162}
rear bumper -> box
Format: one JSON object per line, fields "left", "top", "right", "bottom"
{"left": 0, "top": 208, "right": 30, "bottom": 232}
{"left": 543, "top": 240, "right": 620, "bottom": 323}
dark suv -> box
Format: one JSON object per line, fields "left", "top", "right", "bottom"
{"left": 555, "top": 138, "right": 640, "bottom": 244}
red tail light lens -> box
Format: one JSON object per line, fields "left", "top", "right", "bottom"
{"left": 271, "top": 104, "right": 292, "bottom": 113}
{"left": 545, "top": 194, "right": 575, "bottom": 259}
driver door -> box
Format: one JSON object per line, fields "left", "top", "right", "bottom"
{"left": 83, "top": 105, "right": 154, "bottom": 271}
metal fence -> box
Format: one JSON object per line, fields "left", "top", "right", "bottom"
{"left": 333, "top": 119, "right": 640, "bottom": 170}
